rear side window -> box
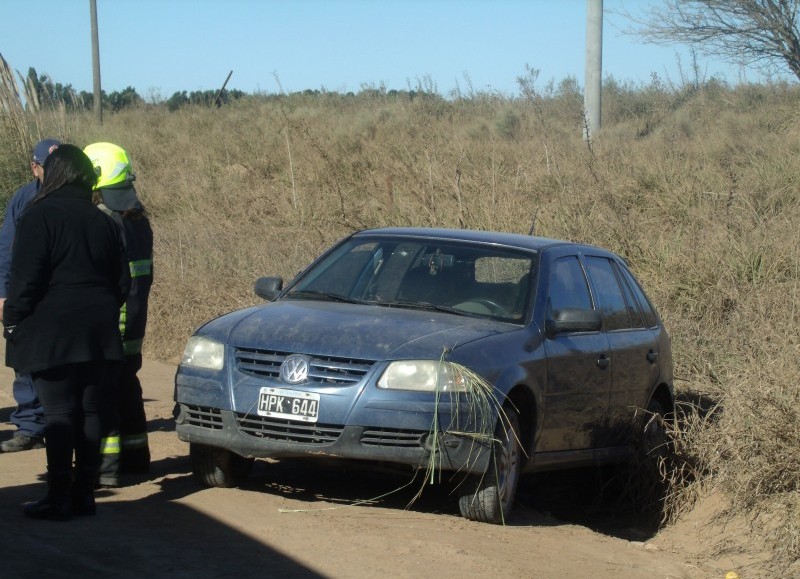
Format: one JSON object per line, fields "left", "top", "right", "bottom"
{"left": 618, "top": 265, "right": 660, "bottom": 328}
{"left": 584, "top": 257, "right": 630, "bottom": 331}
{"left": 612, "top": 261, "right": 645, "bottom": 329}
{"left": 548, "top": 256, "right": 592, "bottom": 312}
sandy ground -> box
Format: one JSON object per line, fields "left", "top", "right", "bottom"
{"left": 0, "top": 355, "right": 761, "bottom": 579}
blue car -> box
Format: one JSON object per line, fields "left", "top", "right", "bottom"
{"left": 174, "top": 227, "right": 674, "bottom": 523}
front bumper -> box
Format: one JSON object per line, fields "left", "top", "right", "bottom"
{"left": 174, "top": 402, "right": 492, "bottom": 473}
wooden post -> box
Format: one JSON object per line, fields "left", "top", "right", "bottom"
{"left": 214, "top": 70, "right": 233, "bottom": 108}
{"left": 90, "top": 0, "right": 102, "bottom": 124}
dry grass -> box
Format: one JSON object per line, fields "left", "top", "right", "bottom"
{"left": 0, "top": 53, "right": 84, "bottom": 194}
{"left": 2, "top": 75, "right": 799, "bottom": 571}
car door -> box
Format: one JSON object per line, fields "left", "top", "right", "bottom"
{"left": 538, "top": 252, "right": 612, "bottom": 451}
{"left": 583, "top": 255, "right": 660, "bottom": 446}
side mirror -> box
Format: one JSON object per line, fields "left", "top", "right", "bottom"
{"left": 545, "top": 308, "right": 602, "bottom": 337}
{"left": 254, "top": 276, "right": 283, "bottom": 301}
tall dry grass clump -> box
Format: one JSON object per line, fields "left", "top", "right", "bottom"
{"left": 0, "top": 53, "right": 34, "bottom": 195}
{"left": 2, "top": 71, "right": 799, "bottom": 572}
{"left": 0, "top": 52, "right": 88, "bottom": 201}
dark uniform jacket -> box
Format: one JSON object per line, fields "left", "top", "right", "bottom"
{"left": 2, "top": 185, "right": 130, "bottom": 374}
{"left": 0, "top": 180, "right": 39, "bottom": 298}
{"left": 101, "top": 208, "right": 153, "bottom": 356}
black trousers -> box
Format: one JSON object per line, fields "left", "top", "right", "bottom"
{"left": 32, "top": 361, "right": 114, "bottom": 494}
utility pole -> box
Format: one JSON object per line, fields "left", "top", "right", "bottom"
{"left": 584, "top": 0, "right": 602, "bottom": 139}
{"left": 90, "top": 0, "right": 102, "bottom": 124}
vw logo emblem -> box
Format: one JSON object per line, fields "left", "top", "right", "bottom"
{"left": 280, "top": 354, "right": 310, "bottom": 384}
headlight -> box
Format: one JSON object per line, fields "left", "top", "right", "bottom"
{"left": 181, "top": 336, "right": 224, "bottom": 370}
{"left": 377, "top": 360, "right": 468, "bottom": 392}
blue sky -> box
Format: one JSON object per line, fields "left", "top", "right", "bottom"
{"left": 1, "top": 0, "right": 779, "bottom": 100}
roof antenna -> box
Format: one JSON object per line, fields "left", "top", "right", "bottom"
{"left": 528, "top": 209, "right": 539, "bottom": 236}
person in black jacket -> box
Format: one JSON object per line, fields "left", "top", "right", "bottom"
{"left": 2, "top": 144, "right": 130, "bottom": 521}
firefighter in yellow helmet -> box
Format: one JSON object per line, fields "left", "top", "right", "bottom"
{"left": 84, "top": 142, "right": 153, "bottom": 486}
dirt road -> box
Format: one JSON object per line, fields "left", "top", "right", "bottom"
{"left": 1, "top": 357, "right": 742, "bottom": 578}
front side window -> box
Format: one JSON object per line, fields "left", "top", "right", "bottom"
{"left": 548, "top": 256, "right": 592, "bottom": 312}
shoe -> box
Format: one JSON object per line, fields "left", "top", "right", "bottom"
{"left": 23, "top": 497, "right": 72, "bottom": 521}
{"left": 1, "top": 433, "right": 45, "bottom": 452}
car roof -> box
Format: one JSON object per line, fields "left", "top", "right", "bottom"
{"left": 353, "top": 227, "right": 612, "bottom": 255}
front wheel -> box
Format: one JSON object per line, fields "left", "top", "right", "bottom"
{"left": 458, "top": 405, "right": 522, "bottom": 524}
{"left": 190, "top": 443, "right": 254, "bottom": 488}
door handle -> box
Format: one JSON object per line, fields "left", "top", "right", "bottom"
{"left": 647, "top": 349, "right": 658, "bottom": 363}
{"left": 596, "top": 355, "right": 610, "bottom": 369}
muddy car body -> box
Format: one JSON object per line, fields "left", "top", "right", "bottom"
{"left": 174, "top": 227, "right": 674, "bottom": 523}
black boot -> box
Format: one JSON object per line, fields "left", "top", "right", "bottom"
{"left": 73, "top": 467, "right": 98, "bottom": 516}
{"left": 24, "top": 471, "right": 73, "bottom": 521}
{"left": 23, "top": 496, "right": 73, "bottom": 521}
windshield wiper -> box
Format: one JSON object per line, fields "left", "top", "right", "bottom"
{"left": 378, "top": 299, "right": 465, "bottom": 315}
{"left": 284, "top": 290, "right": 372, "bottom": 305}
{"left": 378, "top": 299, "right": 506, "bottom": 320}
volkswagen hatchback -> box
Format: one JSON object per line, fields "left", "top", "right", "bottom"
{"left": 174, "top": 227, "right": 673, "bottom": 523}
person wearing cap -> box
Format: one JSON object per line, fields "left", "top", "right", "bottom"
{"left": 84, "top": 142, "right": 154, "bottom": 485}
{"left": 0, "top": 138, "right": 60, "bottom": 452}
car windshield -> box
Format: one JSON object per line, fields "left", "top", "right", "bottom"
{"left": 283, "top": 236, "right": 536, "bottom": 323}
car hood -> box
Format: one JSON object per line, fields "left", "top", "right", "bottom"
{"left": 197, "top": 299, "right": 518, "bottom": 360}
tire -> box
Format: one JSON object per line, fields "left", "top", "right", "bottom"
{"left": 190, "top": 443, "right": 254, "bottom": 488}
{"left": 641, "top": 398, "right": 670, "bottom": 459}
{"left": 634, "top": 397, "right": 674, "bottom": 519}
{"left": 458, "top": 405, "right": 522, "bottom": 524}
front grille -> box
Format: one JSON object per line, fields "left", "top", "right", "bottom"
{"left": 185, "top": 405, "right": 223, "bottom": 429}
{"left": 235, "top": 348, "right": 375, "bottom": 385}
{"left": 236, "top": 412, "right": 344, "bottom": 444}
{"left": 360, "top": 427, "right": 426, "bottom": 448}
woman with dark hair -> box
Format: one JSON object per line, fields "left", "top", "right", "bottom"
{"left": 2, "top": 144, "right": 130, "bottom": 520}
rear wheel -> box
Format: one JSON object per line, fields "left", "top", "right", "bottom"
{"left": 642, "top": 398, "right": 671, "bottom": 459}
{"left": 190, "top": 443, "right": 254, "bottom": 488}
{"left": 458, "top": 405, "right": 522, "bottom": 524}
{"left": 633, "top": 397, "right": 674, "bottom": 520}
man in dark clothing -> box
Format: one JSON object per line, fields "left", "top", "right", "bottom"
{"left": 0, "top": 138, "right": 59, "bottom": 452}
{"left": 84, "top": 142, "right": 154, "bottom": 486}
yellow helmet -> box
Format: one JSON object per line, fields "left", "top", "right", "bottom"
{"left": 83, "top": 142, "right": 134, "bottom": 190}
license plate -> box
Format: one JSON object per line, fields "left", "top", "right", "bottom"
{"left": 257, "top": 387, "right": 320, "bottom": 423}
